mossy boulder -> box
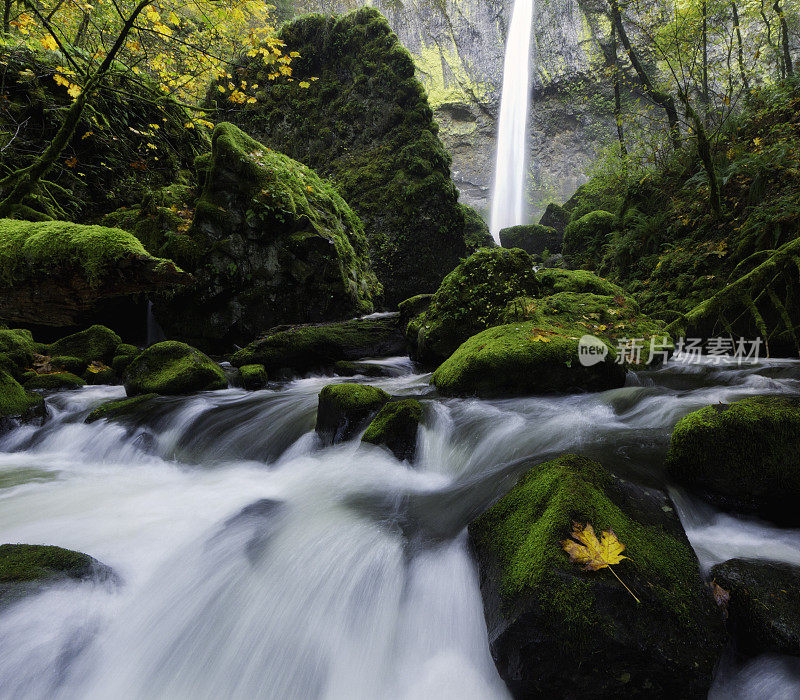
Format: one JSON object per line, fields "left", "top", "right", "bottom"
{"left": 469, "top": 454, "right": 725, "bottom": 698}
{"left": 49, "top": 324, "right": 122, "bottom": 363}
{"left": 405, "top": 247, "right": 626, "bottom": 367}
{"left": 124, "top": 341, "right": 227, "bottom": 396}
{"left": 499, "top": 224, "right": 562, "bottom": 255}
{"left": 85, "top": 394, "right": 159, "bottom": 424}
{"left": 0, "top": 543, "right": 115, "bottom": 608}
{"left": 208, "top": 8, "right": 467, "bottom": 305}
{"left": 231, "top": 315, "right": 405, "bottom": 375}
{"left": 0, "top": 369, "right": 45, "bottom": 431}
{"left": 711, "top": 558, "right": 800, "bottom": 657}
{"left": 152, "top": 123, "right": 380, "bottom": 349}
{"left": 23, "top": 372, "right": 85, "bottom": 391}
{"left": 332, "top": 360, "right": 391, "bottom": 378}
{"left": 238, "top": 364, "right": 268, "bottom": 391}
{"left": 665, "top": 396, "right": 800, "bottom": 524}
{"left": 315, "top": 383, "right": 390, "bottom": 445}
{"left": 539, "top": 202, "right": 571, "bottom": 235}
{"left": 50, "top": 356, "right": 88, "bottom": 375}
{"left": 83, "top": 364, "right": 117, "bottom": 386}
{"left": 563, "top": 210, "right": 616, "bottom": 270}
{"left": 0, "top": 328, "right": 37, "bottom": 376}
{"left": 361, "top": 399, "right": 423, "bottom": 461}
{"left": 0, "top": 220, "right": 192, "bottom": 326}
{"left": 461, "top": 204, "right": 495, "bottom": 252}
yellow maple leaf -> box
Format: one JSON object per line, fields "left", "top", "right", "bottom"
{"left": 41, "top": 36, "right": 59, "bottom": 51}
{"left": 531, "top": 334, "right": 551, "bottom": 343}
{"left": 562, "top": 522, "right": 639, "bottom": 603}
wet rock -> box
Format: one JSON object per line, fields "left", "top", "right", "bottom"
{"left": 315, "top": 383, "right": 390, "bottom": 445}
{"left": 539, "top": 202, "right": 571, "bottom": 236}
{"left": 462, "top": 204, "right": 495, "bottom": 252}
{"left": 23, "top": 372, "right": 85, "bottom": 391}
{"left": 124, "top": 341, "right": 227, "bottom": 396}
{"left": 0, "top": 369, "right": 45, "bottom": 432}
{"left": 499, "top": 224, "right": 562, "bottom": 255}
{"left": 231, "top": 315, "right": 405, "bottom": 375}
{"left": 238, "top": 364, "right": 268, "bottom": 391}
{"left": 665, "top": 396, "right": 800, "bottom": 525}
{"left": 48, "top": 325, "right": 121, "bottom": 363}
{"left": 0, "top": 544, "right": 116, "bottom": 608}
{"left": 85, "top": 394, "right": 159, "bottom": 424}
{"left": 711, "top": 558, "right": 800, "bottom": 657}
{"left": 361, "top": 399, "right": 423, "bottom": 461}
{"left": 469, "top": 454, "right": 725, "bottom": 699}
{"left": 332, "top": 361, "right": 391, "bottom": 378}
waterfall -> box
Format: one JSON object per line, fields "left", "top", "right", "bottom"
{"left": 146, "top": 300, "right": 166, "bottom": 346}
{"left": 490, "top": 0, "right": 536, "bottom": 241}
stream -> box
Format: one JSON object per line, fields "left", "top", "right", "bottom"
{"left": 0, "top": 356, "right": 799, "bottom": 698}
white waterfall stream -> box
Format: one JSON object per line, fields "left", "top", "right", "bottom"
{"left": 490, "top": 0, "right": 536, "bottom": 241}
{"left": 0, "top": 358, "right": 800, "bottom": 698}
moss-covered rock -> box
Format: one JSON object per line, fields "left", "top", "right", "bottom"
{"left": 112, "top": 345, "right": 139, "bottom": 375}
{"left": 0, "top": 220, "right": 192, "bottom": 326}
{"left": 238, "top": 364, "right": 268, "bottom": 391}
{"left": 563, "top": 210, "right": 616, "bottom": 270}
{"left": 231, "top": 315, "right": 405, "bottom": 374}
{"left": 208, "top": 8, "right": 467, "bottom": 305}
{"left": 361, "top": 399, "right": 423, "bottom": 460}
{"left": 539, "top": 202, "right": 571, "bottom": 235}
{"left": 711, "top": 558, "right": 800, "bottom": 657}
{"left": 469, "top": 454, "right": 725, "bottom": 698}
{"left": 24, "top": 372, "right": 85, "bottom": 391}
{"left": 315, "top": 383, "right": 390, "bottom": 445}
{"left": 0, "top": 543, "right": 115, "bottom": 608}
{"left": 85, "top": 394, "right": 159, "bottom": 424}
{"left": 0, "top": 369, "right": 45, "bottom": 430}
{"left": 499, "top": 224, "right": 562, "bottom": 255}
{"left": 461, "top": 204, "right": 495, "bottom": 252}
{"left": 124, "top": 341, "right": 227, "bottom": 396}
{"left": 665, "top": 396, "right": 800, "bottom": 524}
{"left": 405, "top": 247, "right": 651, "bottom": 367}
{"left": 50, "top": 356, "right": 88, "bottom": 375}
{"left": 0, "top": 328, "right": 37, "bottom": 376}
{"left": 48, "top": 325, "right": 122, "bottom": 363}
{"left": 332, "top": 360, "right": 391, "bottom": 378}
{"left": 83, "top": 364, "right": 117, "bottom": 386}
{"left": 152, "top": 123, "right": 380, "bottom": 349}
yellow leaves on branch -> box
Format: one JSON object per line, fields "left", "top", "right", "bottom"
{"left": 53, "top": 71, "right": 82, "bottom": 100}
{"left": 561, "top": 522, "right": 640, "bottom": 603}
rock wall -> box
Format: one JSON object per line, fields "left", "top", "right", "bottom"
{"left": 295, "top": 0, "right": 622, "bottom": 219}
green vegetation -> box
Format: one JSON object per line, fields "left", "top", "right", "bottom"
{"left": 124, "top": 341, "right": 226, "bottom": 396}
{"left": 48, "top": 325, "right": 121, "bottom": 362}
{"left": 238, "top": 364, "right": 267, "bottom": 391}
{"left": 461, "top": 204, "right": 494, "bottom": 252}
{"left": 315, "top": 382, "right": 390, "bottom": 444}
{"left": 0, "top": 544, "right": 102, "bottom": 583}
{"left": 0, "top": 369, "right": 43, "bottom": 420}
{"left": 499, "top": 224, "right": 561, "bottom": 255}
{"left": 562, "top": 211, "right": 615, "bottom": 269}
{"left": 361, "top": 399, "right": 423, "bottom": 460}
{"left": 665, "top": 396, "right": 800, "bottom": 524}
{"left": 23, "top": 372, "right": 85, "bottom": 391}
{"left": 85, "top": 394, "right": 159, "bottom": 423}
{"left": 209, "top": 8, "right": 468, "bottom": 304}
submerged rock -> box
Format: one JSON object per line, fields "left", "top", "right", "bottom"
{"left": 231, "top": 315, "right": 405, "bottom": 375}
{"left": 153, "top": 122, "right": 380, "bottom": 349}
{"left": 0, "top": 220, "right": 191, "bottom": 327}
{"left": 711, "top": 558, "right": 800, "bottom": 657}
{"left": 469, "top": 454, "right": 725, "bottom": 698}
{"left": 0, "top": 543, "right": 115, "bottom": 608}
{"left": 361, "top": 399, "right": 423, "bottom": 461}
{"left": 499, "top": 224, "right": 561, "bottom": 255}
{"left": 124, "top": 341, "right": 227, "bottom": 396}
{"left": 315, "top": 383, "right": 390, "bottom": 445}
{"left": 85, "top": 394, "right": 159, "bottom": 424}
{"left": 562, "top": 210, "right": 615, "bottom": 270}
{"left": 665, "top": 396, "right": 800, "bottom": 525}
{"left": 208, "top": 8, "right": 467, "bottom": 305}
{"left": 0, "top": 369, "right": 45, "bottom": 432}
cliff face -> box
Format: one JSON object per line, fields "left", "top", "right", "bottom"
{"left": 296, "top": 0, "right": 619, "bottom": 219}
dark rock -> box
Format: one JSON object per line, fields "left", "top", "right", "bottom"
{"left": 563, "top": 210, "right": 615, "bottom": 270}
{"left": 665, "top": 396, "right": 800, "bottom": 525}
{"left": 462, "top": 204, "right": 495, "bottom": 252}
{"left": 539, "top": 202, "right": 571, "bottom": 236}
{"left": 24, "top": 372, "right": 85, "bottom": 391}
{"left": 469, "top": 454, "right": 725, "bottom": 699}
{"left": 85, "top": 394, "right": 159, "bottom": 423}
{"left": 361, "top": 399, "right": 423, "bottom": 461}
{"left": 499, "top": 224, "right": 562, "bottom": 255}
{"left": 238, "top": 364, "right": 268, "bottom": 391}
{"left": 315, "top": 383, "right": 390, "bottom": 445}
{"left": 711, "top": 558, "right": 800, "bottom": 657}
{"left": 124, "top": 341, "right": 227, "bottom": 396}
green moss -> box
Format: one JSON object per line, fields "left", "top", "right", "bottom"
{"left": 124, "top": 341, "right": 227, "bottom": 396}
{"left": 238, "top": 364, "right": 267, "bottom": 390}
{"left": 0, "top": 369, "right": 43, "bottom": 418}
{"left": 665, "top": 396, "right": 800, "bottom": 523}
{"left": 0, "top": 220, "right": 183, "bottom": 289}
{"left": 208, "top": 8, "right": 467, "bottom": 304}
{"left": 499, "top": 224, "right": 561, "bottom": 255}
{"left": 460, "top": 204, "right": 494, "bottom": 252}
{"left": 48, "top": 325, "right": 122, "bottom": 362}
{"left": 0, "top": 328, "right": 36, "bottom": 356}
{"left": 85, "top": 393, "right": 158, "bottom": 423}
{"left": 539, "top": 202, "right": 571, "bottom": 234}
{"left": 51, "top": 356, "right": 88, "bottom": 375}
{"left": 0, "top": 544, "right": 101, "bottom": 583}
{"left": 112, "top": 354, "right": 136, "bottom": 375}
{"left": 114, "top": 344, "right": 139, "bottom": 358}
{"left": 84, "top": 366, "right": 117, "bottom": 385}
{"left": 316, "top": 381, "right": 391, "bottom": 443}
{"left": 319, "top": 383, "right": 390, "bottom": 412}
{"left": 24, "top": 372, "right": 85, "bottom": 391}
{"left": 231, "top": 315, "right": 402, "bottom": 373}
{"left": 361, "top": 398, "right": 423, "bottom": 460}
{"left": 563, "top": 210, "right": 616, "bottom": 270}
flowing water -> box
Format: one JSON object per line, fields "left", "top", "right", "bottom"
{"left": 489, "top": 0, "right": 536, "bottom": 240}
{"left": 1, "top": 357, "right": 800, "bottom": 698}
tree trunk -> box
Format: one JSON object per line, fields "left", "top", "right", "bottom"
{"left": 0, "top": 0, "right": 153, "bottom": 218}
{"left": 73, "top": 12, "right": 90, "bottom": 48}
{"left": 731, "top": 1, "right": 750, "bottom": 91}
{"left": 3, "top": 0, "right": 12, "bottom": 34}
{"left": 611, "top": 22, "right": 627, "bottom": 157}
{"left": 774, "top": 0, "right": 794, "bottom": 75}
{"left": 702, "top": 1, "right": 709, "bottom": 123}
{"left": 609, "top": 0, "right": 681, "bottom": 149}
{"left": 679, "top": 90, "right": 721, "bottom": 215}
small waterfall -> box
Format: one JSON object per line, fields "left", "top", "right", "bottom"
{"left": 490, "top": 0, "right": 536, "bottom": 241}
{"left": 146, "top": 300, "right": 166, "bottom": 346}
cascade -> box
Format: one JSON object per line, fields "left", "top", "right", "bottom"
{"left": 490, "top": 0, "right": 536, "bottom": 241}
